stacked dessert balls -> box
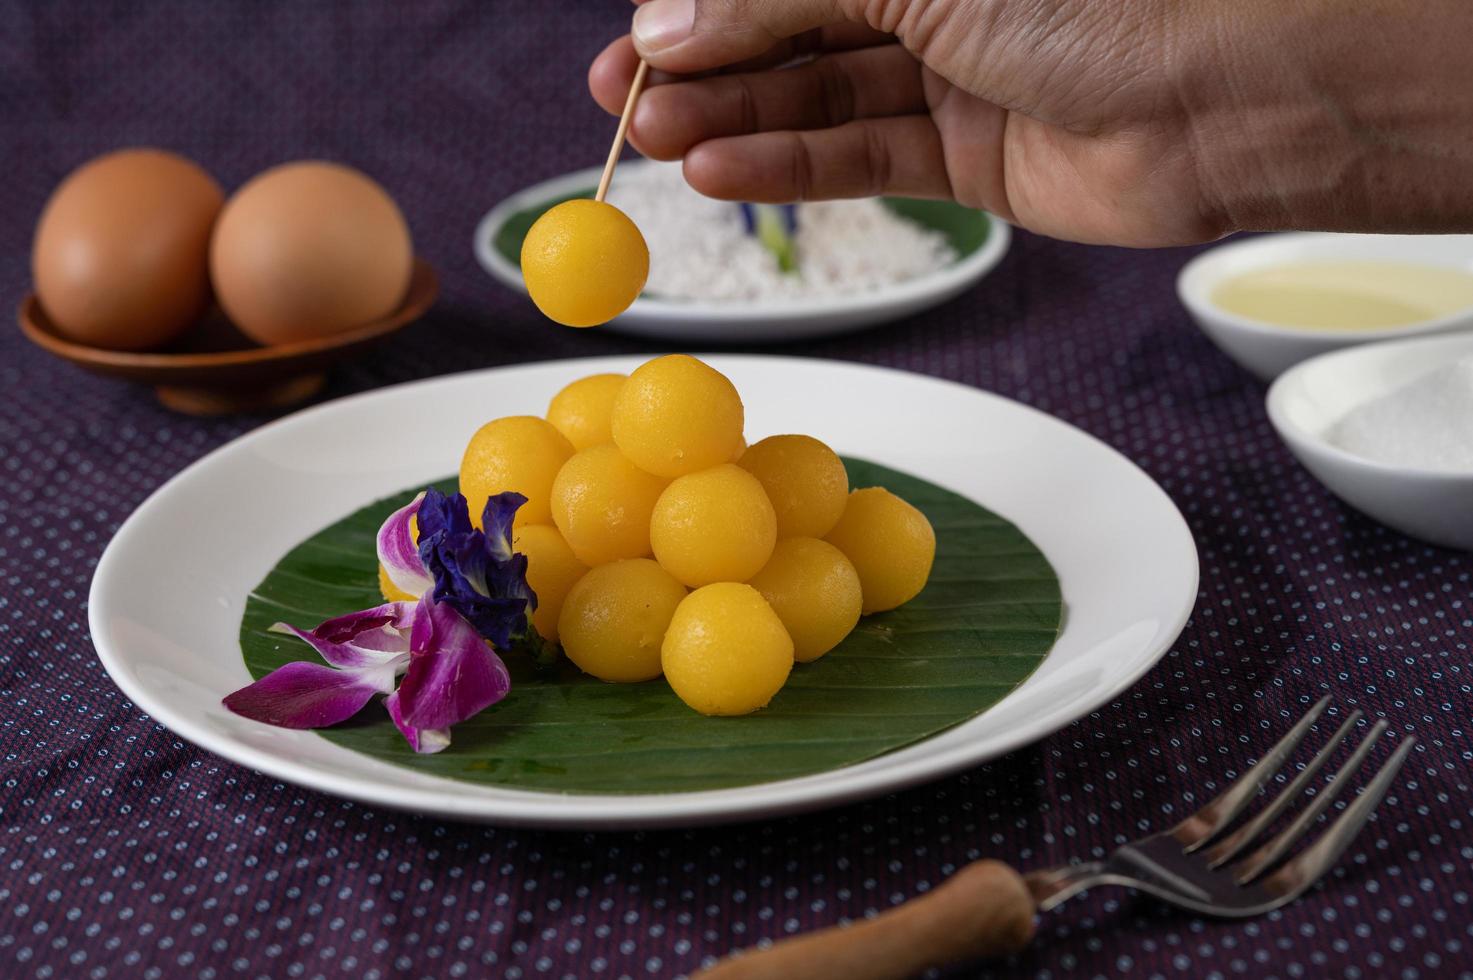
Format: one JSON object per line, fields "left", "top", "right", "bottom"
{"left": 451, "top": 355, "right": 935, "bottom": 716}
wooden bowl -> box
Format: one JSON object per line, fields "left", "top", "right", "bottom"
{"left": 17, "top": 258, "right": 438, "bottom": 415}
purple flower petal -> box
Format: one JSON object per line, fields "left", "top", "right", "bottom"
{"left": 385, "top": 694, "right": 451, "bottom": 754}
{"left": 396, "top": 596, "right": 511, "bottom": 732}
{"left": 377, "top": 493, "right": 434, "bottom": 598}
{"left": 416, "top": 487, "right": 474, "bottom": 547}
{"left": 223, "top": 661, "right": 394, "bottom": 729}
{"left": 480, "top": 491, "right": 525, "bottom": 562}
{"left": 416, "top": 488, "right": 537, "bottom": 650}
{"left": 268, "top": 602, "right": 416, "bottom": 669}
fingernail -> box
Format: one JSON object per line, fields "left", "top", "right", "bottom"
{"left": 633, "top": 0, "right": 694, "bottom": 52}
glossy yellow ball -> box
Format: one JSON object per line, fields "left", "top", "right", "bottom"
{"left": 521, "top": 199, "right": 648, "bottom": 327}
{"left": 546, "top": 372, "right": 626, "bottom": 451}
{"left": 611, "top": 354, "right": 744, "bottom": 478}
{"left": 459, "top": 416, "right": 573, "bottom": 528}
{"left": 558, "top": 559, "right": 687, "bottom": 683}
{"left": 748, "top": 538, "right": 862, "bottom": 662}
{"left": 512, "top": 524, "right": 589, "bottom": 644}
{"left": 650, "top": 464, "right": 776, "bottom": 587}
{"left": 550, "top": 444, "right": 669, "bottom": 566}
{"left": 662, "top": 583, "right": 794, "bottom": 716}
{"left": 738, "top": 434, "right": 849, "bottom": 539}
{"left": 825, "top": 488, "right": 936, "bottom": 614}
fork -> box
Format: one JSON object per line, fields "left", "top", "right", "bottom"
{"left": 699, "top": 697, "right": 1415, "bottom": 979}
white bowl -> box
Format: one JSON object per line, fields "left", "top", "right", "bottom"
{"left": 1266, "top": 332, "right": 1473, "bottom": 550}
{"left": 474, "top": 161, "right": 1010, "bottom": 343}
{"left": 1178, "top": 233, "right": 1473, "bottom": 380}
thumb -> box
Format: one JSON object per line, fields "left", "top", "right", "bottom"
{"left": 632, "top": 0, "right": 856, "bottom": 72}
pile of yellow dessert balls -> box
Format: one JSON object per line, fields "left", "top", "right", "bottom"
{"left": 439, "top": 354, "right": 936, "bottom": 717}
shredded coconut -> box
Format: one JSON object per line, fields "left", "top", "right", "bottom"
{"left": 604, "top": 161, "right": 956, "bottom": 301}
{"left": 1327, "top": 356, "right": 1473, "bottom": 471}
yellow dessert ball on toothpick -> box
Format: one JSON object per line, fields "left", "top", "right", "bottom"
{"left": 459, "top": 416, "right": 574, "bottom": 527}
{"left": 662, "top": 583, "right": 794, "bottom": 716}
{"left": 520, "top": 59, "right": 652, "bottom": 329}
{"left": 521, "top": 200, "right": 648, "bottom": 327}
{"left": 650, "top": 464, "right": 776, "bottom": 588}
{"left": 550, "top": 444, "right": 668, "bottom": 566}
{"left": 738, "top": 434, "right": 849, "bottom": 539}
{"left": 611, "top": 355, "right": 745, "bottom": 478}
{"left": 558, "top": 559, "right": 687, "bottom": 683}
{"left": 512, "top": 524, "right": 588, "bottom": 644}
{"left": 825, "top": 488, "right": 936, "bottom": 614}
{"left": 748, "top": 538, "right": 863, "bottom": 662}
{"left": 546, "top": 373, "right": 627, "bottom": 451}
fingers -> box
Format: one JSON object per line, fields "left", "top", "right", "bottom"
{"left": 590, "top": 22, "right": 896, "bottom": 119}
{"left": 722, "top": 22, "right": 896, "bottom": 74}
{"left": 631, "top": 44, "right": 927, "bottom": 160}
{"left": 682, "top": 115, "right": 953, "bottom": 202}
{"left": 589, "top": 33, "right": 918, "bottom": 162}
{"left": 594, "top": 0, "right": 952, "bottom": 204}
{"left": 589, "top": 37, "right": 689, "bottom": 160}
{"left": 633, "top": 0, "right": 859, "bottom": 73}
{"left": 589, "top": 36, "right": 645, "bottom": 118}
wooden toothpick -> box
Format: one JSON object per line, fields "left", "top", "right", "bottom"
{"left": 595, "top": 59, "right": 650, "bottom": 203}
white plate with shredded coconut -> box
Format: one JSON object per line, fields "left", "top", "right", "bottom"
{"left": 475, "top": 160, "right": 1009, "bottom": 342}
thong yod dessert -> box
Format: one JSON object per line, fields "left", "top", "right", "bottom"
{"left": 225, "top": 354, "right": 937, "bottom": 746}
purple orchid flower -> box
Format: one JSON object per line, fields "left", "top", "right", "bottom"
{"left": 225, "top": 595, "right": 511, "bottom": 753}
{"left": 224, "top": 601, "right": 416, "bottom": 729}
{"left": 222, "top": 491, "right": 521, "bottom": 753}
{"left": 385, "top": 595, "right": 512, "bottom": 752}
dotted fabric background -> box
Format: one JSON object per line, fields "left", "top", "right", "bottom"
{"left": 1, "top": 3, "right": 1470, "bottom": 979}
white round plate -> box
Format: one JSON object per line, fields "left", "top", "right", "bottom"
{"left": 473, "top": 161, "right": 1011, "bottom": 343}
{"left": 90, "top": 356, "right": 1197, "bottom": 829}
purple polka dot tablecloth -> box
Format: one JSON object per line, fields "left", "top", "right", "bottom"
{"left": 2, "top": 3, "right": 1470, "bottom": 979}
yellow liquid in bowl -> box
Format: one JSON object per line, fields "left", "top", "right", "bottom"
{"left": 1212, "top": 261, "right": 1473, "bottom": 330}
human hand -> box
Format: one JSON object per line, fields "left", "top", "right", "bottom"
{"left": 589, "top": 0, "right": 1473, "bottom": 247}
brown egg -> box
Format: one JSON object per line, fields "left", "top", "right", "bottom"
{"left": 32, "top": 148, "right": 223, "bottom": 351}
{"left": 210, "top": 161, "right": 413, "bottom": 346}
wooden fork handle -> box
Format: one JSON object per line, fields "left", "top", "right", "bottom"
{"left": 696, "top": 860, "right": 1036, "bottom": 980}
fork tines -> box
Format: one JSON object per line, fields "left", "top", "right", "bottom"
{"left": 1174, "top": 696, "right": 1416, "bottom": 892}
